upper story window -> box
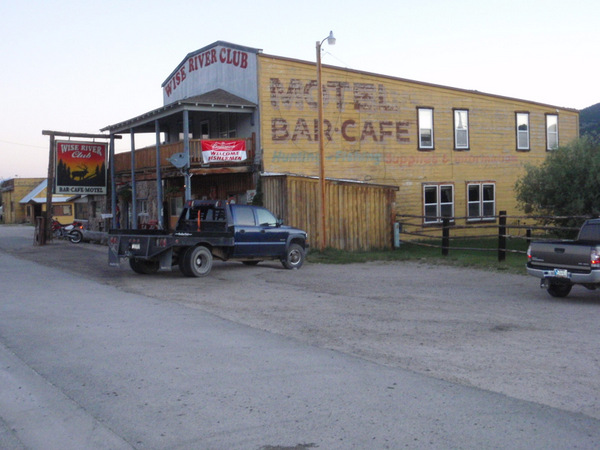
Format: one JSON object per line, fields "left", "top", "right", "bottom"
{"left": 218, "top": 113, "right": 237, "bottom": 138}
{"left": 546, "top": 114, "right": 559, "bottom": 150}
{"left": 516, "top": 112, "right": 530, "bottom": 150}
{"left": 454, "top": 109, "right": 469, "bottom": 150}
{"left": 423, "top": 183, "right": 454, "bottom": 224}
{"left": 418, "top": 108, "right": 434, "bottom": 150}
{"left": 200, "top": 120, "right": 210, "bottom": 139}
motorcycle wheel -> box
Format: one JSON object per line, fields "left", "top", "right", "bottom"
{"left": 69, "top": 230, "right": 83, "bottom": 243}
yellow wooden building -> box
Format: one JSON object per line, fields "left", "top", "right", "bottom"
{"left": 1, "top": 178, "right": 45, "bottom": 224}
{"left": 18, "top": 179, "right": 77, "bottom": 225}
{"left": 103, "top": 41, "right": 579, "bottom": 249}
{"left": 258, "top": 54, "right": 579, "bottom": 225}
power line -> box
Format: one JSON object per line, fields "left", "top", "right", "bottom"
{"left": 0, "top": 139, "right": 46, "bottom": 149}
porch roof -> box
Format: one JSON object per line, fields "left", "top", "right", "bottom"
{"left": 100, "top": 89, "right": 256, "bottom": 135}
{"left": 19, "top": 179, "right": 80, "bottom": 204}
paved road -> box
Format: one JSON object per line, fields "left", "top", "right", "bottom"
{"left": 1, "top": 225, "right": 599, "bottom": 449}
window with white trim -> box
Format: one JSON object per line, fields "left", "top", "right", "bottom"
{"left": 424, "top": 184, "right": 454, "bottom": 223}
{"left": 467, "top": 182, "right": 495, "bottom": 220}
{"left": 454, "top": 109, "right": 469, "bottom": 149}
{"left": 418, "top": 108, "right": 434, "bottom": 150}
{"left": 516, "top": 112, "right": 530, "bottom": 150}
{"left": 546, "top": 114, "right": 559, "bottom": 150}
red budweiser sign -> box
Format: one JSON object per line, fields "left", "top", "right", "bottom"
{"left": 201, "top": 140, "right": 247, "bottom": 163}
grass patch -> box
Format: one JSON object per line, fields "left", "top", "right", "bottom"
{"left": 307, "top": 238, "right": 529, "bottom": 275}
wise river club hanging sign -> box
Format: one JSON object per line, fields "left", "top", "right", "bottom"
{"left": 201, "top": 140, "right": 247, "bottom": 163}
{"left": 55, "top": 140, "right": 107, "bottom": 194}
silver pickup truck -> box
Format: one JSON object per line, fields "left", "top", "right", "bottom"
{"left": 527, "top": 219, "right": 600, "bottom": 297}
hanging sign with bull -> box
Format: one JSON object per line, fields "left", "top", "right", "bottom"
{"left": 55, "top": 140, "right": 107, "bottom": 194}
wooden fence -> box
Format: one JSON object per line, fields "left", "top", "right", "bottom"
{"left": 396, "top": 212, "right": 589, "bottom": 261}
{"left": 262, "top": 174, "right": 398, "bottom": 251}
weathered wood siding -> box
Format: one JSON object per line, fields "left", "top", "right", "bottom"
{"left": 257, "top": 54, "right": 579, "bottom": 228}
{"left": 262, "top": 174, "right": 397, "bottom": 250}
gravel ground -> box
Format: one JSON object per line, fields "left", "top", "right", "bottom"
{"left": 3, "top": 225, "right": 600, "bottom": 420}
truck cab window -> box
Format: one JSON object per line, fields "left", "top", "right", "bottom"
{"left": 256, "top": 208, "right": 277, "bottom": 226}
{"left": 232, "top": 206, "right": 256, "bottom": 226}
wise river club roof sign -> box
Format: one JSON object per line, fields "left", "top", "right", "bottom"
{"left": 55, "top": 140, "right": 107, "bottom": 195}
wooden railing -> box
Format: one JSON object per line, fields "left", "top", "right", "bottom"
{"left": 113, "top": 137, "right": 255, "bottom": 173}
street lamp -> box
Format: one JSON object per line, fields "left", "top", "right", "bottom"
{"left": 316, "top": 31, "right": 335, "bottom": 250}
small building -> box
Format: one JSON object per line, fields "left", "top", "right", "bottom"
{"left": 19, "top": 179, "right": 78, "bottom": 225}
{"left": 101, "top": 41, "right": 579, "bottom": 250}
{"left": 0, "top": 178, "right": 45, "bottom": 224}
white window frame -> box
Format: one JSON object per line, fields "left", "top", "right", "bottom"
{"left": 423, "top": 184, "right": 454, "bottom": 224}
{"left": 137, "top": 199, "right": 148, "bottom": 214}
{"left": 467, "top": 182, "right": 495, "bottom": 221}
{"left": 516, "top": 112, "right": 530, "bottom": 150}
{"left": 546, "top": 114, "right": 559, "bottom": 150}
{"left": 454, "top": 109, "right": 469, "bottom": 150}
{"left": 418, "top": 108, "right": 434, "bottom": 150}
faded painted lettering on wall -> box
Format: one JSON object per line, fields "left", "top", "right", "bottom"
{"left": 269, "top": 78, "right": 411, "bottom": 144}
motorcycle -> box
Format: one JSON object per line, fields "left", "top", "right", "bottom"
{"left": 51, "top": 219, "right": 84, "bottom": 243}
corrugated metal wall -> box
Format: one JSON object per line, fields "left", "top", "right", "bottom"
{"left": 262, "top": 174, "right": 397, "bottom": 251}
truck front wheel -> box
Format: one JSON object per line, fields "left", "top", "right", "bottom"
{"left": 182, "top": 246, "right": 213, "bottom": 277}
{"left": 281, "top": 243, "right": 305, "bottom": 270}
{"left": 547, "top": 282, "right": 572, "bottom": 298}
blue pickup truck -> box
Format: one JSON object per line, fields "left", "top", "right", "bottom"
{"left": 108, "top": 200, "right": 308, "bottom": 277}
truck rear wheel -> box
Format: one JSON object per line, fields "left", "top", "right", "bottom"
{"left": 281, "top": 243, "right": 305, "bottom": 270}
{"left": 182, "top": 245, "right": 213, "bottom": 277}
{"left": 547, "top": 282, "right": 572, "bottom": 298}
{"left": 129, "top": 258, "right": 160, "bottom": 274}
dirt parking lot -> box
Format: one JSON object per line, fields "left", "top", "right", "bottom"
{"left": 4, "top": 225, "right": 600, "bottom": 421}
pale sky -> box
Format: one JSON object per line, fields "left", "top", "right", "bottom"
{"left": 1, "top": 0, "right": 598, "bottom": 179}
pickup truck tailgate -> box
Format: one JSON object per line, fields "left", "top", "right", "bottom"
{"left": 529, "top": 241, "right": 592, "bottom": 271}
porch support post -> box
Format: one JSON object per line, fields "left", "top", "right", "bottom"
{"left": 44, "top": 133, "right": 55, "bottom": 243}
{"left": 183, "top": 109, "right": 191, "bottom": 202}
{"left": 130, "top": 128, "right": 137, "bottom": 229}
{"left": 110, "top": 134, "right": 117, "bottom": 229}
{"left": 155, "top": 119, "right": 163, "bottom": 229}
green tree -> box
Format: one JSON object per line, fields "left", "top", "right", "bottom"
{"left": 580, "top": 102, "right": 600, "bottom": 144}
{"left": 515, "top": 137, "right": 600, "bottom": 230}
